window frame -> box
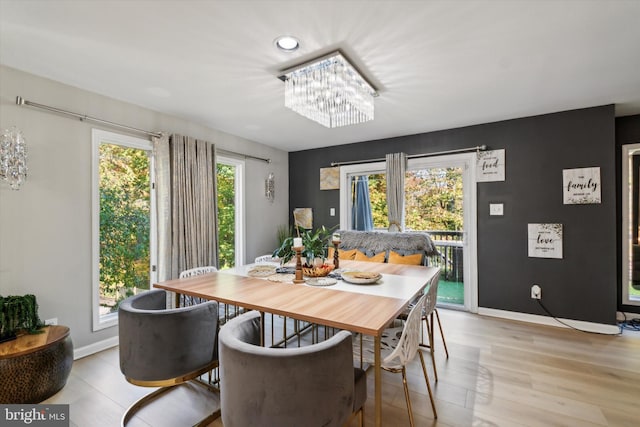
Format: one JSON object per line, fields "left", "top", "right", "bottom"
{"left": 339, "top": 161, "right": 386, "bottom": 230}
{"left": 91, "top": 129, "right": 156, "bottom": 331}
{"left": 621, "top": 143, "right": 640, "bottom": 307}
{"left": 216, "top": 155, "right": 245, "bottom": 268}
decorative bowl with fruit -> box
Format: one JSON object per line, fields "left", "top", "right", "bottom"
{"left": 302, "top": 263, "right": 335, "bottom": 277}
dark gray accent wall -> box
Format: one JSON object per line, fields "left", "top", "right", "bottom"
{"left": 289, "top": 105, "right": 617, "bottom": 325}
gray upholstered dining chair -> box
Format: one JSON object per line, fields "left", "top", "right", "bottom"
{"left": 118, "top": 289, "right": 221, "bottom": 426}
{"left": 218, "top": 310, "right": 366, "bottom": 427}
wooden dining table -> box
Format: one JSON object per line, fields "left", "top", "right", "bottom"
{"left": 154, "top": 260, "right": 439, "bottom": 427}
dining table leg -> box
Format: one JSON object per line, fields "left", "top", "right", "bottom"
{"left": 260, "top": 311, "right": 265, "bottom": 347}
{"left": 375, "top": 335, "right": 382, "bottom": 427}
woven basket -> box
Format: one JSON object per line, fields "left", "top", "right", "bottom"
{"left": 302, "top": 264, "right": 335, "bottom": 277}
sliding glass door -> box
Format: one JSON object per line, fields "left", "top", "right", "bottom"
{"left": 339, "top": 153, "right": 477, "bottom": 312}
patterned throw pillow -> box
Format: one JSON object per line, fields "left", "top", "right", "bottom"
{"left": 387, "top": 251, "right": 423, "bottom": 265}
{"left": 354, "top": 250, "right": 386, "bottom": 263}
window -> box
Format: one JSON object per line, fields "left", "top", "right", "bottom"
{"left": 216, "top": 156, "right": 244, "bottom": 269}
{"left": 622, "top": 143, "right": 640, "bottom": 307}
{"left": 339, "top": 161, "right": 386, "bottom": 229}
{"left": 340, "top": 154, "right": 478, "bottom": 312}
{"left": 91, "top": 130, "right": 156, "bottom": 331}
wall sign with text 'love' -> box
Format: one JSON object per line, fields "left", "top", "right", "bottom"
{"left": 528, "top": 223, "right": 563, "bottom": 259}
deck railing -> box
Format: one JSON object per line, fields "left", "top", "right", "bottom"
{"left": 424, "top": 230, "right": 463, "bottom": 282}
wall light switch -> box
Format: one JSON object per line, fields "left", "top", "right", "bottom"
{"left": 489, "top": 203, "right": 504, "bottom": 216}
{"left": 330, "top": 208, "right": 336, "bottom": 216}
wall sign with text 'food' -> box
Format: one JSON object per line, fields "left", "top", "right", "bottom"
{"left": 476, "top": 149, "right": 505, "bottom": 182}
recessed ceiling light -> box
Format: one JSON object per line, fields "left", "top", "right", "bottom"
{"left": 274, "top": 36, "right": 300, "bottom": 52}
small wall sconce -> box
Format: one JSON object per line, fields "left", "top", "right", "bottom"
{"left": 265, "top": 172, "right": 275, "bottom": 202}
{"left": 0, "top": 127, "right": 28, "bottom": 190}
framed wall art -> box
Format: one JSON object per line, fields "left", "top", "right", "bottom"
{"left": 563, "top": 167, "right": 601, "bottom": 204}
{"left": 293, "top": 208, "right": 313, "bottom": 229}
{"left": 320, "top": 166, "right": 340, "bottom": 190}
{"left": 528, "top": 223, "right": 563, "bottom": 259}
{"left": 476, "top": 149, "right": 505, "bottom": 182}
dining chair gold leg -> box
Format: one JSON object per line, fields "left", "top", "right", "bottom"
{"left": 270, "top": 313, "right": 275, "bottom": 346}
{"left": 359, "top": 334, "right": 364, "bottom": 369}
{"left": 401, "top": 367, "right": 415, "bottom": 427}
{"left": 426, "top": 314, "right": 438, "bottom": 382}
{"left": 434, "top": 308, "right": 449, "bottom": 358}
{"left": 283, "top": 316, "right": 287, "bottom": 348}
{"left": 418, "top": 350, "right": 438, "bottom": 419}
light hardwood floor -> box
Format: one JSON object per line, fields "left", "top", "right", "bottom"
{"left": 43, "top": 309, "right": 640, "bottom": 427}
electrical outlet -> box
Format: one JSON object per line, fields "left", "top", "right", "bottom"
{"left": 531, "top": 285, "right": 541, "bottom": 300}
{"left": 44, "top": 318, "right": 58, "bottom": 325}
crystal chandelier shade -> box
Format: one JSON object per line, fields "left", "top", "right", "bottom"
{"left": 0, "top": 126, "right": 27, "bottom": 190}
{"left": 281, "top": 52, "right": 377, "bottom": 128}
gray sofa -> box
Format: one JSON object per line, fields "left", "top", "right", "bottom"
{"left": 337, "top": 230, "right": 439, "bottom": 265}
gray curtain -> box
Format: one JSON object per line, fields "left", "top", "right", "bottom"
{"left": 153, "top": 133, "right": 218, "bottom": 282}
{"left": 385, "top": 152, "right": 407, "bottom": 232}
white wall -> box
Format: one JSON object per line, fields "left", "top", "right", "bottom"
{"left": 0, "top": 65, "right": 289, "bottom": 351}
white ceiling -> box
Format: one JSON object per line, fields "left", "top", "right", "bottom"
{"left": 1, "top": 0, "right": 639, "bottom": 152}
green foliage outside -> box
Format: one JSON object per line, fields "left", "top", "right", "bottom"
{"left": 217, "top": 163, "right": 235, "bottom": 270}
{"left": 365, "top": 168, "right": 463, "bottom": 232}
{"left": 405, "top": 167, "right": 463, "bottom": 231}
{"left": 99, "top": 144, "right": 150, "bottom": 312}
{"left": 367, "top": 174, "right": 388, "bottom": 229}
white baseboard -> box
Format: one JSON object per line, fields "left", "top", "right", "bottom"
{"left": 73, "top": 335, "right": 119, "bottom": 360}
{"left": 477, "top": 307, "right": 620, "bottom": 334}
{"left": 619, "top": 311, "right": 640, "bottom": 322}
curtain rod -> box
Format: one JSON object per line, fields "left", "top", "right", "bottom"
{"left": 16, "top": 96, "right": 271, "bottom": 163}
{"left": 16, "top": 96, "right": 163, "bottom": 138}
{"left": 330, "top": 145, "right": 487, "bottom": 167}
{"left": 216, "top": 148, "right": 271, "bottom": 164}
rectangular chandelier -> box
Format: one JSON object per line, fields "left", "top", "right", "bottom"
{"left": 278, "top": 51, "right": 378, "bottom": 128}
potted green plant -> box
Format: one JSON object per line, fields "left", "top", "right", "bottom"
{"left": 0, "top": 294, "right": 45, "bottom": 342}
{"left": 273, "top": 225, "right": 336, "bottom": 267}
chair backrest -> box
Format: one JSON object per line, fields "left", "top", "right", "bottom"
{"left": 179, "top": 266, "right": 218, "bottom": 278}
{"left": 423, "top": 268, "right": 441, "bottom": 316}
{"left": 383, "top": 292, "right": 428, "bottom": 368}
{"left": 219, "top": 311, "right": 356, "bottom": 427}
{"left": 118, "top": 289, "right": 219, "bottom": 383}
{"left": 254, "top": 254, "right": 279, "bottom": 263}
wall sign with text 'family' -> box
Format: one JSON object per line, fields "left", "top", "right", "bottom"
{"left": 528, "top": 223, "right": 563, "bottom": 259}
{"left": 562, "top": 167, "right": 601, "bottom": 204}
{"left": 476, "top": 149, "right": 505, "bottom": 182}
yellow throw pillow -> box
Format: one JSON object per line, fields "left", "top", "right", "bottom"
{"left": 388, "top": 251, "right": 423, "bottom": 265}
{"left": 327, "top": 247, "right": 357, "bottom": 260}
{"left": 354, "top": 250, "right": 386, "bottom": 263}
